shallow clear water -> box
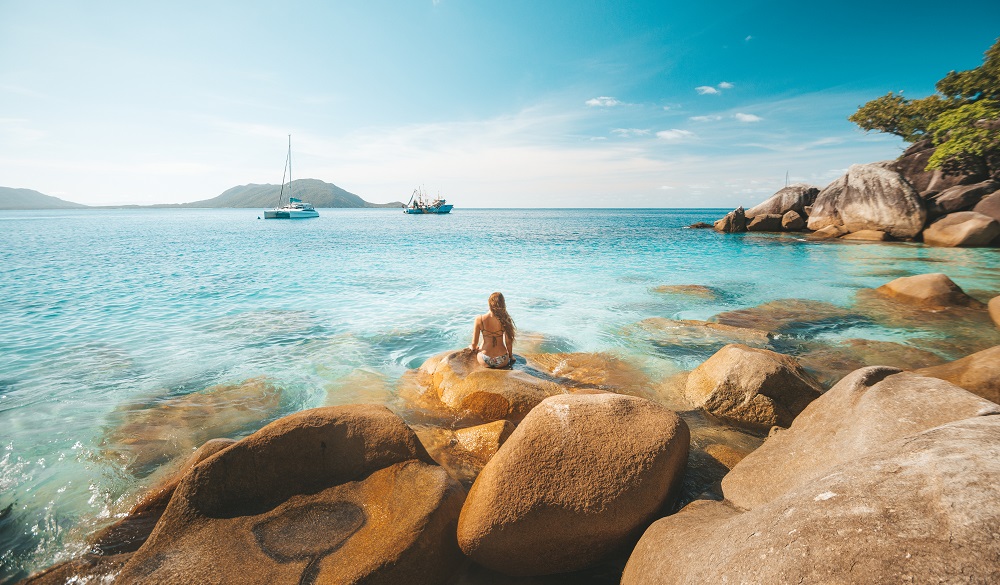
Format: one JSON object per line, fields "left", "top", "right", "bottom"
{"left": 1, "top": 208, "right": 998, "bottom": 580}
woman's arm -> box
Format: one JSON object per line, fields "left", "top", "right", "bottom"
{"left": 470, "top": 316, "right": 481, "bottom": 351}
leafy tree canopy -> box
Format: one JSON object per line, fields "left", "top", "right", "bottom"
{"left": 849, "top": 38, "right": 1000, "bottom": 176}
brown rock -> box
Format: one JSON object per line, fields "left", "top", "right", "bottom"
{"left": 874, "top": 273, "right": 985, "bottom": 309}
{"left": 841, "top": 229, "right": 888, "bottom": 241}
{"left": 416, "top": 420, "right": 516, "bottom": 484}
{"left": 117, "top": 405, "right": 466, "bottom": 585}
{"left": 650, "top": 284, "right": 719, "bottom": 299}
{"left": 524, "top": 352, "right": 653, "bottom": 397}
{"left": 915, "top": 346, "right": 1000, "bottom": 404}
{"left": 400, "top": 349, "right": 563, "bottom": 423}
{"left": 991, "top": 296, "right": 1000, "bottom": 328}
{"left": 745, "top": 184, "right": 819, "bottom": 218}
{"left": 922, "top": 211, "right": 1000, "bottom": 247}
{"left": 887, "top": 140, "right": 984, "bottom": 194}
{"left": 687, "top": 221, "right": 712, "bottom": 229}
{"left": 745, "top": 213, "right": 783, "bottom": 232}
{"left": 973, "top": 190, "right": 1000, "bottom": 222}
{"left": 781, "top": 209, "right": 805, "bottom": 231}
{"left": 684, "top": 344, "right": 822, "bottom": 430}
{"left": 622, "top": 415, "right": 1000, "bottom": 585}
{"left": 703, "top": 444, "right": 748, "bottom": 469}
{"left": 18, "top": 553, "right": 132, "bottom": 585}
{"left": 712, "top": 207, "right": 746, "bottom": 233}
{"left": 806, "top": 164, "right": 927, "bottom": 239}
{"left": 709, "top": 298, "right": 861, "bottom": 333}
{"left": 805, "top": 224, "right": 846, "bottom": 239}
{"left": 797, "top": 338, "right": 945, "bottom": 388}
{"left": 101, "top": 376, "right": 282, "bottom": 475}
{"left": 457, "top": 393, "right": 689, "bottom": 576}
{"left": 927, "top": 179, "right": 999, "bottom": 217}
{"left": 721, "top": 367, "right": 999, "bottom": 510}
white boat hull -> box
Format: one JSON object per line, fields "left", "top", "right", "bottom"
{"left": 264, "top": 208, "right": 319, "bottom": 219}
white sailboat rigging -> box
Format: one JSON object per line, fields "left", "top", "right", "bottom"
{"left": 263, "top": 135, "right": 319, "bottom": 219}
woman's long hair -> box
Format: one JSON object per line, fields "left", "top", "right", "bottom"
{"left": 489, "top": 292, "right": 516, "bottom": 340}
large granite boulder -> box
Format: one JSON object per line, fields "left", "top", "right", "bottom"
{"left": 713, "top": 206, "right": 746, "bottom": 233}
{"left": 720, "top": 367, "right": 999, "bottom": 510}
{"left": 927, "top": 179, "right": 999, "bottom": 218}
{"left": 922, "top": 210, "right": 1000, "bottom": 247}
{"left": 873, "top": 273, "right": 985, "bottom": 309}
{"left": 973, "top": 190, "right": 1000, "bottom": 221}
{"left": 101, "top": 376, "right": 283, "bottom": 475}
{"left": 457, "top": 393, "right": 689, "bottom": 576}
{"left": 781, "top": 210, "right": 805, "bottom": 230}
{"left": 806, "top": 164, "right": 927, "bottom": 239}
{"left": 745, "top": 184, "right": 819, "bottom": 218}
{"left": 914, "top": 346, "right": 1000, "bottom": 404}
{"left": 400, "top": 349, "right": 563, "bottom": 423}
{"left": 116, "top": 405, "right": 467, "bottom": 585}
{"left": 684, "top": 344, "right": 822, "bottom": 430}
{"left": 622, "top": 415, "right": 1000, "bottom": 585}
{"left": 745, "top": 213, "right": 783, "bottom": 232}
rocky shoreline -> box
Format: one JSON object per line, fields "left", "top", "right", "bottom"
{"left": 18, "top": 271, "right": 1000, "bottom": 584}
{"left": 703, "top": 142, "right": 1000, "bottom": 247}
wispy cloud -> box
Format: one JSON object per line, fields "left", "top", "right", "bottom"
{"left": 585, "top": 96, "right": 623, "bottom": 107}
{"left": 718, "top": 81, "right": 734, "bottom": 89}
{"left": 690, "top": 115, "right": 723, "bottom": 122}
{"left": 734, "top": 113, "right": 762, "bottom": 122}
{"left": 745, "top": 35, "right": 753, "bottom": 42}
{"left": 695, "top": 86, "right": 719, "bottom": 95}
{"left": 611, "top": 128, "right": 650, "bottom": 137}
{"left": 656, "top": 129, "right": 695, "bottom": 141}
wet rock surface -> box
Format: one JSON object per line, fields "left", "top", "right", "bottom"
{"left": 797, "top": 338, "right": 946, "bottom": 388}
{"left": 709, "top": 298, "right": 865, "bottom": 333}
{"left": 457, "top": 394, "right": 689, "bottom": 577}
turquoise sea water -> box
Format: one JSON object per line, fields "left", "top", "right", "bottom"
{"left": 1, "top": 208, "right": 999, "bottom": 581}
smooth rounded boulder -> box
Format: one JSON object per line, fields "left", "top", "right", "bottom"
{"left": 873, "top": 272, "right": 985, "bottom": 308}
{"left": 746, "top": 213, "right": 783, "bottom": 232}
{"left": 457, "top": 393, "right": 689, "bottom": 576}
{"left": 116, "top": 405, "right": 467, "bottom": 585}
{"left": 684, "top": 344, "right": 822, "bottom": 430}
{"left": 806, "top": 164, "right": 927, "bottom": 239}
{"left": 973, "top": 190, "right": 1000, "bottom": 221}
{"left": 721, "top": 367, "right": 999, "bottom": 510}
{"left": 922, "top": 210, "right": 1000, "bottom": 247}
{"left": 745, "top": 183, "right": 818, "bottom": 218}
{"left": 914, "top": 345, "right": 1000, "bottom": 404}
{"left": 622, "top": 415, "right": 1000, "bottom": 585}
{"left": 781, "top": 209, "right": 805, "bottom": 230}
{"left": 927, "top": 179, "right": 998, "bottom": 217}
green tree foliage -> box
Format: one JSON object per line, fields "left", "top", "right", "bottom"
{"left": 849, "top": 38, "right": 1000, "bottom": 177}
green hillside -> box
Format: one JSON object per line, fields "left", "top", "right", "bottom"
{"left": 0, "top": 187, "right": 88, "bottom": 209}
{"left": 180, "top": 179, "right": 402, "bottom": 208}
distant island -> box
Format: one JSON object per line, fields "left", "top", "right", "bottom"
{"left": 0, "top": 179, "right": 403, "bottom": 210}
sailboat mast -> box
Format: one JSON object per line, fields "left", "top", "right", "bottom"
{"left": 287, "top": 134, "right": 292, "bottom": 201}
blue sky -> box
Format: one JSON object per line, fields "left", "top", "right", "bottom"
{"left": 1, "top": 1, "right": 998, "bottom": 207}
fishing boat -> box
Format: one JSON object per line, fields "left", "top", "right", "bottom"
{"left": 403, "top": 187, "right": 453, "bottom": 214}
{"left": 263, "top": 135, "right": 319, "bottom": 219}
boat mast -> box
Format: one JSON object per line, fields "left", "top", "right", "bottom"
{"left": 288, "top": 134, "right": 292, "bottom": 201}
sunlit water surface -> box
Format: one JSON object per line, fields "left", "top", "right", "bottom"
{"left": 1, "top": 208, "right": 998, "bottom": 581}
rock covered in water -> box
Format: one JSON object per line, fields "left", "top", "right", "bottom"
{"left": 400, "top": 349, "right": 563, "bottom": 423}
{"left": 745, "top": 213, "right": 783, "bottom": 232}
{"left": 873, "top": 273, "right": 985, "bottom": 308}
{"left": 807, "top": 164, "right": 927, "bottom": 239}
{"left": 781, "top": 209, "right": 805, "bottom": 230}
{"left": 457, "top": 393, "right": 689, "bottom": 576}
{"left": 622, "top": 414, "right": 1000, "bottom": 585}
{"left": 651, "top": 284, "right": 719, "bottom": 299}
{"left": 720, "top": 367, "right": 999, "bottom": 510}
{"left": 687, "top": 221, "right": 713, "bottom": 229}
{"left": 415, "top": 420, "right": 515, "bottom": 483}
{"left": 116, "top": 405, "right": 467, "bottom": 585}
{"left": 684, "top": 344, "right": 822, "bottom": 430}
{"left": 796, "top": 338, "right": 945, "bottom": 388}
{"left": 713, "top": 207, "right": 746, "bottom": 233}
{"left": 745, "top": 183, "right": 819, "bottom": 219}
{"left": 709, "top": 298, "right": 862, "bottom": 333}
{"left": 927, "top": 179, "right": 999, "bottom": 218}
{"left": 914, "top": 345, "right": 1000, "bottom": 404}
{"left": 922, "top": 210, "right": 1000, "bottom": 247}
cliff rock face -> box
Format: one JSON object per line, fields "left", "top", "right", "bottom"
{"left": 744, "top": 184, "right": 819, "bottom": 218}
{"left": 807, "top": 164, "right": 927, "bottom": 239}
{"left": 927, "top": 180, "right": 999, "bottom": 218}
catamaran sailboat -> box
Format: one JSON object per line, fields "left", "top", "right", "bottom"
{"left": 263, "top": 136, "right": 319, "bottom": 219}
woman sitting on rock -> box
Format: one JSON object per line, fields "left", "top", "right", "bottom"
{"left": 470, "top": 292, "right": 516, "bottom": 369}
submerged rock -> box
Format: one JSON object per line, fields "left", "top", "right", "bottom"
{"left": 922, "top": 211, "right": 1000, "bottom": 247}
{"left": 807, "top": 164, "right": 927, "bottom": 239}
{"left": 457, "top": 394, "right": 689, "bottom": 576}
{"left": 101, "top": 376, "right": 282, "bottom": 476}
{"left": 797, "top": 338, "right": 945, "bottom": 388}
{"left": 650, "top": 284, "right": 720, "bottom": 299}
{"left": 873, "top": 273, "right": 985, "bottom": 309}
{"left": 745, "top": 184, "right": 818, "bottom": 219}
{"left": 622, "top": 416, "right": 1000, "bottom": 585}
{"left": 116, "top": 405, "right": 467, "bottom": 585}
{"left": 914, "top": 345, "right": 1000, "bottom": 404}
{"left": 709, "top": 298, "right": 863, "bottom": 333}
{"left": 524, "top": 351, "right": 654, "bottom": 397}
{"left": 684, "top": 344, "right": 821, "bottom": 431}
{"left": 415, "top": 420, "right": 516, "bottom": 484}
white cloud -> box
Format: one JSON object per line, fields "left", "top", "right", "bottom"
{"left": 611, "top": 128, "right": 651, "bottom": 137}
{"left": 585, "top": 96, "right": 622, "bottom": 107}
{"left": 745, "top": 35, "right": 753, "bottom": 42}
{"left": 656, "top": 129, "right": 694, "bottom": 141}
{"left": 695, "top": 86, "right": 719, "bottom": 95}
{"left": 734, "top": 113, "right": 762, "bottom": 123}
{"left": 718, "top": 82, "right": 734, "bottom": 89}
{"left": 658, "top": 185, "right": 675, "bottom": 190}
{"left": 690, "top": 115, "right": 723, "bottom": 122}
